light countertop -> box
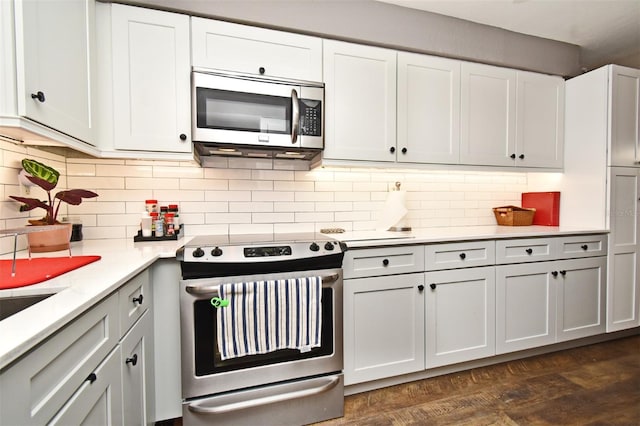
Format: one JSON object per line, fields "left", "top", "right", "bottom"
{"left": 0, "top": 237, "right": 189, "bottom": 369}
{"left": 337, "top": 225, "right": 608, "bottom": 248}
{"left": 0, "top": 225, "right": 608, "bottom": 370}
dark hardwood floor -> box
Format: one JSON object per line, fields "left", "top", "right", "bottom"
{"left": 315, "top": 335, "right": 640, "bottom": 426}
{"left": 162, "top": 335, "right": 639, "bottom": 425}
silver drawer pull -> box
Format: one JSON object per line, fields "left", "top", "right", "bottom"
{"left": 187, "top": 376, "right": 340, "bottom": 415}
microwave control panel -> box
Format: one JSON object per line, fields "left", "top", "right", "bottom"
{"left": 300, "top": 99, "right": 322, "bottom": 136}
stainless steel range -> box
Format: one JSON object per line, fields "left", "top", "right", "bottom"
{"left": 177, "top": 233, "right": 345, "bottom": 426}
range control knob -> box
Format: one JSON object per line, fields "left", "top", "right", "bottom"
{"left": 324, "top": 242, "right": 334, "bottom": 251}
{"left": 309, "top": 242, "right": 320, "bottom": 252}
{"left": 211, "top": 247, "right": 223, "bottom": 257}
{"left": 192, "top": 248, "right": 205, "bottom": 258}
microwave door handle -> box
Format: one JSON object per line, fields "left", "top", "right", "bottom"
{"left": 291, "top": 89, "right": 300, "bottom": 144}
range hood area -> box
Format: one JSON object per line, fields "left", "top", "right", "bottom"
{"left": 193, "top": 141, "right": 322, "bottom": 166}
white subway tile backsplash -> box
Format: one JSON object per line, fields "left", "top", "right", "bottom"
{"left": 0, "top": 144, "right": 534, "bottom": 253}
{"left": 230, "top": 202, "right": 274, "bottom": 213}
{"left": 274, "top": 202, "right": 314, "bottom": 212}
{"left": 252, "top": 212, "right": 294, "bottom": 223}
{"left": 229, "top": 179, "right": 273, "bottom": 191}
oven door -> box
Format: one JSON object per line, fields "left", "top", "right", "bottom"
{"left": 180, "top": 268, "right": 343, "bottom": 399}
{"left": 192, "top": 71, "right": 324, "bottom": 150}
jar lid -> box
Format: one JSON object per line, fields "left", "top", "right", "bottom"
{"left": 165, "top": 213, "right": 175, "bottom": 218}
{"left": 168, "top": 204, "right": 178, "bottom": 209}
{"left": 150, "top": 212, "right": 159, "bottom": 217}
{"left": 145, "top": 199, "right": 158, "bottom": 204}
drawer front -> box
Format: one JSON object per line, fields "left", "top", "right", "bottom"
{"left": 496, "top": 238, "right": 556, "bottom": 264}
{"left": 119, "top": 269, "right": 151, "bottom": 336}
{"left": 343, "top": 246, "right": 425, "bottom": 279}
{"left": 557, "top": 234, "right": 608, "bottom": 259}
{"left": 0, "top": 293, "right": 119, "bottom": 425}
{"left": 425, "top": 241, "right": 495, "bottom": 271}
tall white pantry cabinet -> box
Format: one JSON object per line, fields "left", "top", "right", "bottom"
{"left": 562, "top": 64, "right": 640, "bottom": 332}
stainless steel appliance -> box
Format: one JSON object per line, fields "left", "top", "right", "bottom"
{"left": 192, "top": 69, "right": 324, "bottom": 162}
{"left": 177, "top": 233, "right": 345, "bottom": 426}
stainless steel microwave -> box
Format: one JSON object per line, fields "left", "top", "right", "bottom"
{"left": 192, "top": 69, "right": 324, "bottom": 160}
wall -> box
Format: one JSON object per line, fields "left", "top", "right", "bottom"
{"left": 0, "top": 141, "right": 526, "bottom": 255}
{"left": 128, "top": 0, "right": 581, "bottom": 77}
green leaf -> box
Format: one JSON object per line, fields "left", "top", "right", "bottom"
{"left": 21, "top": 159, "right": 59, "bottom": 186}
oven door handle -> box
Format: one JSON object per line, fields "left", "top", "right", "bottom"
{"left": 186, "top": 375, "right": 340, "bottom": 415}
{"left": 185, "top": 273, "right": 340, "bottom": 296}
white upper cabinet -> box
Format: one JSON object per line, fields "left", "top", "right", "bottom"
{"left": 397, "top": 53, "right": 460, "bottom": 164}
{"left": 14, "top": 0, "right": 96, "bottom": 143}
{"left": 106, "top": 4, "right": 191, "bottom": 154}
{"left": 323, "top": 40, "right": 397, "bottom": 162}
{"left": 460, "top": 64, "right": 564, "bottom": 168}
{"left": 516, "top": 71, "right": 564, "bottom": 168}
{"left": 609, "top": 66, "right": 640, "bottom": 167}
{"left": 460, "top": 62, "right": 517, "bottom": 167}
{"left": 191, "top": 18, "right": 322, "bottom": 82}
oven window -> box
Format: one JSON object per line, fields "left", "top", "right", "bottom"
{"left": 193, "top": 288, "right": 334, "bottom": 376}
{"left": 196, "top": 88, "right": 292, "bottom": 134}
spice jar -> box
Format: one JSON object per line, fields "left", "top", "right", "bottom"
{"left": 168, "top": 204, "right": 180, "bottom": 228}
{"left": 145, "top": 199, "right": 158, "bottom": 214}
{"left": 165, "top": 213, "right": 175, "bottom": 236}
{"left": 150, "top": 212, "right": 159, "bottom": 233}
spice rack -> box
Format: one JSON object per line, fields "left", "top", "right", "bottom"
{"left": 133, "top": 225, "right": 184, "bottom": 242}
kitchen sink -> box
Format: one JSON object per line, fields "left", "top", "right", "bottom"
{"left": 0, "top": 294, "right": 55, "bottom": 321}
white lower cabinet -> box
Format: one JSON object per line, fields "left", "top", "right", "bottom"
{"left": 496, "top": 256, "right": 607, "bottom": 354}
{"left": 496, "top": 262, "right": 556, "bottom": 354}
{"left": 607, "top": 167, "right": 640, "bottom": 332}
{"left": 48, "top": 347, "right": 123, "bottom": 426}
{"left": 121, "top": 309, "right": 154, "bottom": 425}
{"left": 0, "top": 269, "right": 153, "bottom": 425}
{"left": 556, "top": 257, "right": 607, "bottom": 342}
{"left": 344, "top": 273, "right": 425, "bottom": 385}
{"left": 425, "top": 266, "right": 495, "bottom": 368}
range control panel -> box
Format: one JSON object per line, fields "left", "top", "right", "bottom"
{"left": 183, "top": 240, "right": 342, "bottom": 263}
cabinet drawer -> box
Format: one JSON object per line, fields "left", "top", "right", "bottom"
{"left": 119, "top": 269, "right": 151, "bottom": 336}
{"left": 425, "top": 241, "right": 495, "bottom": 271}
{"left": 0, "top": 293, "right": 119, "bottom": 425}
{"left": 557, "top": 234, "right": 607, "bottom": 259}
{"left": 343, "top": 246, "right": 425, "bottom": 279}
{"left": 496, "top": 238, "right": 555, "bottom": 264}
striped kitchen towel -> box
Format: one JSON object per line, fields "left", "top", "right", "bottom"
{"left": 216, "top": 276, "right": 322, "bottom": 360}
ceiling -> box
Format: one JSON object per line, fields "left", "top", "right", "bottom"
{"left": 377, "top": 0, "right": 640, "bottom": 71}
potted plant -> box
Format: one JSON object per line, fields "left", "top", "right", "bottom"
{"left": 9, "top": 159, "right": 98, "bottom": 252}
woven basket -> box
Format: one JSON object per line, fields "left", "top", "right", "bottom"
{"left": 493, "top": 206, "right": 536, "bottom": 226}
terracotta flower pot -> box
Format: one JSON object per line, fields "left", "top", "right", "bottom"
{"left": 26, "top": 223, "right": 72, "bottom": 253}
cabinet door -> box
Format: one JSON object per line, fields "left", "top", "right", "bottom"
{"left": 344, "top": 273, "right": 425, "bottom": 385}
{"left": 15, "top": 0, "right": 95, "bottom": 142}
{"left": 425, "top": 267, "right": 495, "bottom": 368}
{"left": 460, "top": 62, "right": 516, "bottom": 166}
{"left": 556, "top": 257, "right": 606, "bottom": 342}
{"left": 496, "top": 263, "right": 556, "bottom": 354}
{"left": 48, "top": 348, "right": 123, "bottom": 426}
{"left": 516, "top": 71, "right": 564, "bottom": 168}
{"left": 397, "top": 53, "right": 460, "bottom": 164}
{"left": 111, "top": 4, "right": 191, "bottom": 153}
{"left": 323, "top": 40, "right": 396, "bottom": 162}
{"left": 122, "top": 310, "right": 155, "bottom": 426}
{"left": 607, "top": 168, "right": 640, "bottom": 331}
{"left": 0, "top": 294, "right": 119, "bottom": 425}
{"left": 191, "top": 18, "right": 322, "bottom": 82}
{"left": 609, "top": 66, "right": 640, "bottom": 167}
